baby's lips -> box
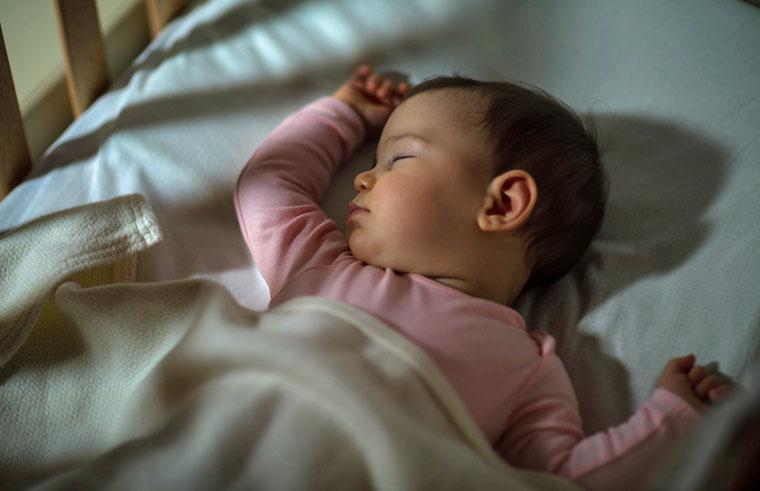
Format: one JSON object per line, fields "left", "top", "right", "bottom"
{"left": 348, "top": 202, "right": 369, "bottom": 214}
{"left": 347, "top": 202, "right": 369, "bottom": 224}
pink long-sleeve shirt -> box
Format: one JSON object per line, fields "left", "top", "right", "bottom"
{"left": 234, "top": 96, "right": 701, "bottom": 490}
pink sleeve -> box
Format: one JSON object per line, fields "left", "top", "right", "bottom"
{"left": 234, "top": 97, "right": 365, "bottom": 297}
{"left": 498, "top": 347, "right": 702, "bottom": 491}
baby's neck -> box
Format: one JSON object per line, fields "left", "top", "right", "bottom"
{"left": 434, "top": 273, "right": 526, "bottom": 307}
{"left": 430, "top": 235, "right": 531, "bottom": 306}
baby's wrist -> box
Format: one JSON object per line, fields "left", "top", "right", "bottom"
{"left": 333, "top": 95, "right": 370, "bottom": 134}
{"left": 335, "top": 97, "right": 361, "bottom": 119}
{"left": 652, "top": 387, "right": 703, "bottom": 421}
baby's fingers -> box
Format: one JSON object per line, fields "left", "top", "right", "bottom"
{"left": 344, "top": 65, "right": 373, "bottom": 92}
{"left": 688, "top": 364, "right": 708, "bottom": 385}
{"left": 366, "top": 73, "right": 383, "bottom": 92}
{"left": 376, "top": 80, "right": 395, "bottom": 103}
{"left": 352, "top": 64, "right": 372, "bottom": 82}
{"left": 708, "top": 385, "right": 735, "bottom": 403}
{"left": 694, "top": 374, "right": 725, "bottom": 399}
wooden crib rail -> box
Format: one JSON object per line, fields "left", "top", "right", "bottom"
{"left": 0, "top": 24, "right": 31, "bottom": 199}
{"left": 147, "top": 0, "right": 187, "bottom": 39}
{"left": 54, "top": 0, "right": 111, "bottom": 119}
{"left": 0, "top": 0, "right": 187, "bottom": 201}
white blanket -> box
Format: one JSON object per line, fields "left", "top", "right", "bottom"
{"left": 0, "top": 194, "right": 162, "bottom": 368}
{"left": 0, "top": 196, "right": 578, "bottom": 490}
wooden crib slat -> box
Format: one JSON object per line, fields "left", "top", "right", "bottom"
{"left": 0, "top": 24, "right": 32, "bottom": 200}
{"left": 54, "top": 0, "right": 110, "bottom": 118}
{"left": 146, "top": 0, "right": 186, "bottom": 39}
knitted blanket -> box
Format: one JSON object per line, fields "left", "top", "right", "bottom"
{"left": 0, "top": 195, "right": 577, "bottom": 490}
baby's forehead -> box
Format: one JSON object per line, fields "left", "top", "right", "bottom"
{"left": 410, "top": 87, "right": 486, "bottom": 114}
{"left": 393, "top": 89, "right": 488, "bottom": 134}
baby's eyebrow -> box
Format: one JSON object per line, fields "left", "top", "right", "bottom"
{"left": 387, "top": 132, "right": 429, "bottom": 144}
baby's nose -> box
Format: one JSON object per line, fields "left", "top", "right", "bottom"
{"left": 353, "top": 170, "right": 375, "bottom": 192}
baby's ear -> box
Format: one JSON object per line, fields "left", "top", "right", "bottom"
{"left": 477, "top": 170, "right": 537, "bottom": 232}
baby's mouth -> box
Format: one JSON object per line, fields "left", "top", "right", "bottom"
{"left": 348, "top": 202, "right": 369, "bottom": 220}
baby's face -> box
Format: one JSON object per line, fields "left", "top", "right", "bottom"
{"left": 347, "top": 90, "right": 493, "bottom": 276}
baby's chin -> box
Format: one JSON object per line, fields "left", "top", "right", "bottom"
{"left": 348, "top": 239, "right": 388, "bottom": 268}
{"left": 347, "top": 243, "right": 376, "bottom": 266}
{"left": 347, "top": 231, "right": 426, "bottom": 273}
{"left": 347, "top": 243, "right": 415, "bottom": 274}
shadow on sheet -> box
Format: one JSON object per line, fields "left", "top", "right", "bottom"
{"left": 25, "top": 0, "right": 465, "bottom": 176}
{"left": 515, "top": 114, "right": 728, "bottom": 433}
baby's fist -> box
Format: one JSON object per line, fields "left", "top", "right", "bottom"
{"left": 334, "top": 65, "right": 410, "bottom": 138}
{"left": 656, "top": 354, "right": 736, "bottom": 414}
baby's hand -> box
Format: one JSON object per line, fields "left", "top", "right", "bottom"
{"left": 656, "top": 354, "right": 736, "bottom": 414}
{"left": 334, "top": 65, "right": 411, "bottom": 138}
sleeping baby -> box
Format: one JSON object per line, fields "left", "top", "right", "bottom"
{"left": 234, "top": 65, "right": 734, "bottom": 490}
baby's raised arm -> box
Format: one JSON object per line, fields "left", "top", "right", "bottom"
{"left": 234, "top": 66, "right": 408, "bottom": 298}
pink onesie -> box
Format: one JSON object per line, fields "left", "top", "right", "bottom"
{"left": 235, "top": 96, "right": 701, "bottom": 490}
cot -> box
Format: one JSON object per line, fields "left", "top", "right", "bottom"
{"left": 1, "top": 0, "right": 759, "bottom": 489}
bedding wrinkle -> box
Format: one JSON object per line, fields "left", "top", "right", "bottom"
{"left": 117, "top": 1, "right": 310, "bottom": 83}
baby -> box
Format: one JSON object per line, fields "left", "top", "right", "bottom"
{"left": 235, "top": 66, "right": 733, "bottom": 490}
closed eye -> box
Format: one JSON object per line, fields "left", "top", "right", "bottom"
{"left": 387, "top": 155, "right": 413, "bottom": 171}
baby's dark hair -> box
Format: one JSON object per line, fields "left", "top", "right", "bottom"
{"left": 406, "top": 76, "right": 606, "bottom": 286}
